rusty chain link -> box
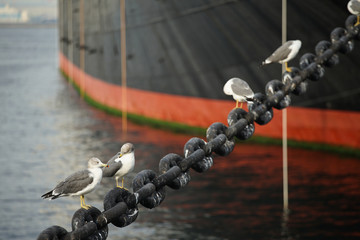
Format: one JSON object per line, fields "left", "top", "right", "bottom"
{"left": 38, "top": 15, "right": 360, "bottom": 240}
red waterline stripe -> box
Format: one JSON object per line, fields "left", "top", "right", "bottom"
{"left": 59, "top": 52, "right": 360, "bottom": 149}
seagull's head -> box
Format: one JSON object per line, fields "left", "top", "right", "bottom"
{"left": 88, "top": 157, "right": 108, "bottom": 168}
{"left": 119, "top": 143, "right": 135, "bottom": 158}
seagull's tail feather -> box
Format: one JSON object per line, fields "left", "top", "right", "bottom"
{"left": 260, "top": 59, "right": 272, "bottom": 68}
{"left": 41, "top": 190, "right": 60, "bottom": 200}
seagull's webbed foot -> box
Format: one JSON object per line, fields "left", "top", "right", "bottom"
{"left": 81, "top": 204, "right": 92, "bottom": 210}
{"left": 284, "top": 62, "right": 292, "bottom": 73}
{"left": 80, "top": 195, "right": 91, "bottom": 210}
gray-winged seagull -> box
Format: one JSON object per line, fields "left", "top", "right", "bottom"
{"left": 223, "top": 78, "right": 254, "bottom": 108}
{"left": 41, "top": 157, "right": 107, "bottom": 209}
{"left": 261, "top": 40, "right": 302, "bottom": 72}
{"left": 103, "top": 143, "right": 135, "bottom": 189}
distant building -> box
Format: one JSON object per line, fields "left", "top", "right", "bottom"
{"left": 0, "top": 4, "right": 28, "bottom": 23}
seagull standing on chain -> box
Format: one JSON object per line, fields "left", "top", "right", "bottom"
{"left": 41, "top": 157, "right": 108, "bottom": 209}
{"left": 103, "top": 143, "right": 135, "bottom": 189}
{"left": 223, "top": 78, "right": 254, "bottom": 108}
{"left": 261, "top": 40, "right": 302, "bottom": 72}
{"left": 348, "top": 0, "right": 360, "bottom": 26}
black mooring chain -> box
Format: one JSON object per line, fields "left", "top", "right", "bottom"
{"left": 37, "top": 15, "right": 360, "bottom": 240}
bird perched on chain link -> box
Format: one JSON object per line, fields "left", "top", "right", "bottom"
{"left": 223, "top": 77, "right": 254, "bottom": 108}
{"left": 261, "top": 40, "right": 302, "bottom": 72}
{"left": 103, "top": 142, "right": 135, "bottom": 189}
{"left": 348, "top": 0, "right": 360, "bottom": 26}
{"left": 41, "top": 157, "right": 108, "bottom": 209}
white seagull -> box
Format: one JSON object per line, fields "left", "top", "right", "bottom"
{"left": 102, "top": 143, "right": 135, "bottom": 189}
{"left": 41, "top": 157, "right": 108, "bottom": 209}
{"left": 261, "top": 40, "right": 302, "bottom": 72}
{"left": 348, "top": 0, "right": 360, "bottom": 26}
{"left": 223, "top": 78, "right": 254, "bottom": 108}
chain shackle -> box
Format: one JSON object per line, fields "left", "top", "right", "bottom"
{"left": 206, "top": 123, "right": 235, "bottom": 156}
{"left": 330, "top": 27, "right": 354, "bottom": 54}
{"left": 37, "top": 225, "right": 69, "bottom": 240}
{"left": 282, "top": 68, "right": 308, "bottom": 96}
{"left": 71, "top": 207, "right": 108, "bottom": 240}
{"left": 227, "top": 108, "right": 254, "bottom": 140}
{"left": 265, "top": 80, "right": 291, "bottom": 109}
{"left": 132, "top": 170, "right": 166, "bottom": 209}
{"left": 315, "top": 40, "right": 339, "bottom": 67}
{"left": 248, "top": 93, "right": 273, "bottom": 125}
{"left": 299, "top": 53, "right": 324, "bottom": 81}
{"left": 345, "top": 15, "right": 360, "bottom": 40}
{"left": 158, "top": 153, "right": 191, "bottom": 189}
{"left": 103, "top": 188, "right": 139, "bottom": 228}
{"left": 184, "top": 138, "right": 213, "bottom": 172}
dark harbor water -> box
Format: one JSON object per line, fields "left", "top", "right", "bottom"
{"left": 0, "top": 27, "right": 359, "bottom": 240}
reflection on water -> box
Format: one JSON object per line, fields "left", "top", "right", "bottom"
{"left": 0, "top": 27, "right": 359, "bottom": 240}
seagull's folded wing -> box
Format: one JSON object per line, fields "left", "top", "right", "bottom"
{"left": 54, "top": 170, "right": 94, "bottom": 195}
{"left": 267, "top": 47, "right": 292, "bottom": 63}
{"left": 103, "top": 154, "right": 123, "bottom": 178}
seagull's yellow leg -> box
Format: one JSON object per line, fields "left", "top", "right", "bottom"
{"left": 80, "top": 195, "right": 85, "bottom": 206}
{"left": 116, "top": 177, "right": 128, "bottom": 190}
{"left": 116, "top": 177, "right": 127, "bottom": 190}
{"left": 235, "top": 101, "right": 243, "bottom": 109}
{"left": 122, "top": 178, "right": 129, "bottom": 190}
{"left": 80, "top": 195, "right": 91, "bottom": 209}
{"left": 285, "top": 62, "right": 292, "bottom": 72}
{"left": 355, "top": 16, "right": 360, "bottom": 26}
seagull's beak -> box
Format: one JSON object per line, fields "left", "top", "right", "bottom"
{"left": 102, "top": 164, "right": 108, "bottom": 168}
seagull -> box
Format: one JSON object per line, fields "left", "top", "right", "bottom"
{"left": 102, "top": 143, "right": 135, "bottom": 189}
{"left": 223, "top": 78, "right": 254, "bottom": 108}
{"left": 41, "top": 157, "right": 108, "bottom": 209}
{"left": 261, "top": 40, "right": 302, "bottom": 72}
{"left": 348, "top": 0, "right": 360, "bottom": 26}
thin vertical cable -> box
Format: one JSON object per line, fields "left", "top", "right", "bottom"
{"left": 58, "top": 0, "right": 63, "bottom": 56}
{"left": 282, "top": 0, "right": 289, "bottom": 212}
{"left": 120, "top": 0, "right": 128, "bottom": 139}
{"left": 79, "top": 0, "right": 85, "bottom": 98}
{"left": 68, "top": 0, "right": 73, "bottom": 81}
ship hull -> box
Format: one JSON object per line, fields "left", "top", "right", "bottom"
{"left": 58, "top": 0, "right": 360, "bottom": 149}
